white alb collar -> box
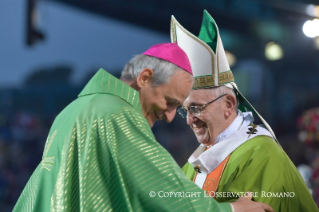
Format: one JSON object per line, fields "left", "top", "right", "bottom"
{"left": 188, "top": 111, "right": 272, "bottom": 174}
{"left": 213, "top": 110, "right": 251, "bottom": 144}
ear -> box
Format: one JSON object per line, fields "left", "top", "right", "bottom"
{"left": 136, "top": 68, "right": 154, "bottom": 89}
{"left": 224, "top": 94, "right": 236, "bottom": 118}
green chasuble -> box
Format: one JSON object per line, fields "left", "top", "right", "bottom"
{"left": 14, "top": 69, "right": 231, "bottom": 212}
{"left": 182, "top": 136, "right": 319, "bottom": 212}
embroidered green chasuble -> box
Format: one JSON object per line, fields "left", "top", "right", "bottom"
{"left": 182, "top": 136, "right": 319, "bottom": 212}
{"left": 14, "top": 69, "right": 231, "bottom": 212}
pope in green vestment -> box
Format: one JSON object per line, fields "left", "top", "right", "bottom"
{"left": 13, "top": 69, "right": 232, "bottom": 212}
{"left": 182, "top": 135, "right": 319, "bottom": 212}
{"left": 171, "top": 9, "right": 319, "bottom": 212}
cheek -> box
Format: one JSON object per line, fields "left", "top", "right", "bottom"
{"left": 153, "top": 96, "right": 167, "bottom": 108}
{"left": 186, "top": 116, "right": 192, "bottom": 125}
{"left": 200, "top": 112, "right": 213, "bottom": 124}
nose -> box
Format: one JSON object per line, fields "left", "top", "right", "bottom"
{"left": 164, "top": 108, "right": 177, "bottom": 123}
{"left": 186, "top": 111, "right": 197, "bottom": 125}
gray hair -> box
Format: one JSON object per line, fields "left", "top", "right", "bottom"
{"left": 120, "top": 54, "right": 184, "bottom": 86}
{"left": 209, "top": 85, "right": 239, "bottom": 111}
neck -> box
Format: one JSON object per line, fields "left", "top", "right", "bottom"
{"left": 121, "top": 79, "right": 139, "bottom": 91}
{"left": 207, "top": 110, "right": 242, "bottom": 147}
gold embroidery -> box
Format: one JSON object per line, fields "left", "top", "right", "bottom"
{"left": 100, "top": 70, "right": 105, "bottom": 92}
{"left": 80, "top": 122, "right": 87, "bottom": 153}
{"left": 120, "top": 83, "right": 124, "bottom": 98}
{"left": 247, "top": 124, "right": 258, "bottom": 138}
{"left": 219, "top": 71, "right": 235, "bottom": 85}
{"left": 193, "top": 76, "right": 214, "bottom": 89}
{"left": 132, "top": 91, "right": 136, "bottom": 105}
{"left": 42, "top": 157, "right": 55, "bottom": 169}
{"left": 194, "top": 165, "right": 201, "bottom": 173}
{"left": 51, "top": 128, "right": 75, "bottom": 211}
{"left": 127, "top": 86, "right": 131, "bottom": 103}
{"left": 41, "top": 130, "right": 57, "bottom": 171}
{"left": 106, "top": 74, "right": 111, "bottom": 92}
{"left": 193, "top": 71, "right": 234, "bottom": 89}
{"left": 114, "top": 80, "right": 118, "bottom": 95}
{"left": 203, "top": 178, "right": 216, "bottom": 193}
{"left": 170, "top": 18, "right": 177, "bottom": 43}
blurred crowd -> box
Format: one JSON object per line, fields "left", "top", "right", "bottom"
{"left": 1, "top": 106, "right": 319, "bottom": 211}
{"left": 296, "top": 107, "right": 319, "bottom": 206}
{"left": 0, "top": 111, "right": 51, "bottom": 211}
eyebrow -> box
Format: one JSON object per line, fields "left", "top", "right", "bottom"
{"left": 182, "top": 101, "right": 202, "bottom": 108}
{"left": 167, "top": 98, "right": 181, "bottom": 105}
{"left": 188, "top": 101, "right": 203, "bottom": 106}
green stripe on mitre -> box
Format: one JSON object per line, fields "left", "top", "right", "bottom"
{"left": 198, "top": 10, "right": 218, "bottom": 53}
{"left": 194, "top": 74, "right": 212, "bottom": 77}
{"left": 231, "top": 84, "right": 255, "bottom": 113}
{"left": 192, "top": 85, "right": 215, "bottom": 90}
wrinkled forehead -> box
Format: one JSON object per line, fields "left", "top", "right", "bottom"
{"left": 167, "top": 70, "right": 193, "bottom": 99}
{"left": 183, "top": 89, "right": 214, "bottom": 106}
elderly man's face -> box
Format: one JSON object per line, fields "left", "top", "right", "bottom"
{"left": 183, "top": 89, "right": 228, "bottom": 146}
{"left": 139, "top": 70, "right": 193, "bottom": 127}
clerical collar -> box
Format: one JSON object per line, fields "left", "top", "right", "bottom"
{"left": 188, "top": 111, "right": 271, "bottom": 174}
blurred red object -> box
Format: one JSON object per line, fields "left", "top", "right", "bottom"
{"left": 297, "top": 107, "right": 319, "bottom": 147}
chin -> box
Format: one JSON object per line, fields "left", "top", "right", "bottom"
{"left": 197, "top": 139, "right": 209, "bottom": 145}
{"left": 200, "top": 142, "right": 209, "bottom": 146}
{"left": 196, "top": 134, "right": 209, "bottom": 144}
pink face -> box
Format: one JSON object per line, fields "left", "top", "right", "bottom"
{"left": 139, "top": 70, "right": 193, "bottom": 127}
{"left": 183, "top": 89, "right": 228, "bottom": 146}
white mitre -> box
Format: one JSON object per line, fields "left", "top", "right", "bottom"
{"left": 170, "top": 10, "right": 279, "bottom": 144}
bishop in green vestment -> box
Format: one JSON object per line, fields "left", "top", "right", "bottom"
{"left": 171, "top": 10, "right": 319, "bottom": 212}
{"left": 13, "top": 43, "right": 234, "bottom": 212}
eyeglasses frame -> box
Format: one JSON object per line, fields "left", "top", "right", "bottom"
{"left": 178, "top": 94, "right": 227, "bottom": 118}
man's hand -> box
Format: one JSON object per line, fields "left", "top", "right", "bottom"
{"left": 231, "top": 192, "right": 274, "bottom": 212}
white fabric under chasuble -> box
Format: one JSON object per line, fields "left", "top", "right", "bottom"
{"left": 190, "top": 110, "right": 274, "bottom": 188}
{"left": 194, "top": 172, "right": 207, "bottom": 188}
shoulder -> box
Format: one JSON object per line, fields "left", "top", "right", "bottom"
{"left": 77, "top": 93, "right": 143, "bottom": 120}
{"left": 246, "top": 135, "right": 279, "bottom": 149}
{"left": 234, "top": 135, "right": 284, "bottom": 161}
{"left": 240, "top": 135, "right": 280, "bottom": 151}
{"left": 90, "top": 94, "right": 135, "bottom": 111}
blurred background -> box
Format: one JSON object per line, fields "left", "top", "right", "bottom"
{"left": 1, "top": 0, "right": 319, "bottom": 210}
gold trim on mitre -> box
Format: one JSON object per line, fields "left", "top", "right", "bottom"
{"left": 219, "top": 71, "right": 235, "bottom": 85}
{"left": 193, "top": 71, "right": 234, "bottom": 90}
{"left": 193, "top": 76, "right": 214, "bottom": 90}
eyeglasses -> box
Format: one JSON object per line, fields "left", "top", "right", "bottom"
{"left": 177, "top": 94, "right": 227, "bottom": 118}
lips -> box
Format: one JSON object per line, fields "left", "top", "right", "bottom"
{"left": 192, "top": 123, "right": 207, "bottom": 133}
{"left": 192, "top": 123, "right": 205, "bottom": 129}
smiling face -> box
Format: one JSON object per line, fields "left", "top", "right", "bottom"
{"left": 183, "top": 88, "right": 236, "bottom": 146}
{"left": 138, "top": 69, "right": 193, "bottom": 127}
